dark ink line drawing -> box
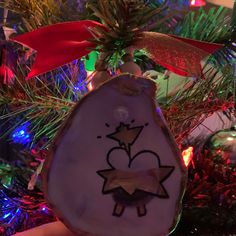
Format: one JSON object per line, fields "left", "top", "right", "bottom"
{"left": 97, "top": 122, "right": 174, "bottom": 217}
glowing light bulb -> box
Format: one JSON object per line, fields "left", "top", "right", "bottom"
{"left": 3, "top": 212, "right": 11, "bottom": 219}
{"left": 182, "top": 146, "right": 194, "bottom": 167}
{"left": 190, "top": 0, "right": 206, "bottom": 7}
{"left": 227, "top": 137, "right": 234, "bottom": 141}
{"left": 11, "top": 122, "right": 31, "bottom": 145}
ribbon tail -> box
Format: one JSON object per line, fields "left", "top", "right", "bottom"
{"left": 11, "top": 20, "right": 105, "bottom": 79}
{"left": 169, "top": 35, "right": 223, "bottom": 53}
{"left": 26, "top": 41, "right": 95, "bottom": 79}
{"left": 134, "top": 32, "right": 223, "bottom": 77}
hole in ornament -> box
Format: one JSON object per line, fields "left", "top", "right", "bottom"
{"left": 97, "top": 136, "right": 102, "bottom": 139}
{"left": 145, "top": 123, "right": 149, "bottom": 126}
{"left": 105, "top": 123, "right": 110, "bottom": 127}
{"left": 131, "top": 119, "right": 135, "bottom": 123}
{"left": 113, "top": 106, "right": 129, "bottom": 122}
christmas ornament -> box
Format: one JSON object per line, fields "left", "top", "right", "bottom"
{"left": 203, "top": 126, "right": 236, "bottom": 166}
{"left": 43, "top": 74, "right": 186, "bottom": 236}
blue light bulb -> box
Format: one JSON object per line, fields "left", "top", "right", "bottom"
{"left": 11, "top": 122, "right": 31, "bottom": 145}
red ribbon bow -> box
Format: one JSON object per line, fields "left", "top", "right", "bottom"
{"left": 12, "top": 20, "right": 223, "bottom": 79}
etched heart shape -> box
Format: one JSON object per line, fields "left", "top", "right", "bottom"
{"left": 107, "top": 147, "right": 160, "bottom": 170}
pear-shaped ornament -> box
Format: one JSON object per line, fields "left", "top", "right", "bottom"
{"left": 44, "top": 74, "right": 186, "bottom": 236}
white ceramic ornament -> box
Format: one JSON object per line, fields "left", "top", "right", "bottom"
{"left": 43, "top": 74, "right": 186, "bottom": 236}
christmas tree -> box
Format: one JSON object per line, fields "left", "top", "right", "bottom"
{"left": 0, "top": 0, "right": 235, "bottom": 235}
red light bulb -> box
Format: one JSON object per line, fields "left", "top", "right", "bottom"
{"left": 190, "top": 0, "right": 206, "bottom": 7}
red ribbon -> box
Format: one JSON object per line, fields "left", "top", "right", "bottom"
{"left": 12, "top": 20, "right": 105, "bottom": 79}
{"left": 135, "top": 32, "right": 223, "bottom": 77}
{"left": 12, "top": 20, "right": 223, "bottom": 79}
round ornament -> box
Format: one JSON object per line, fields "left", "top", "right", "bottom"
{"left": 203, "top": 127, "right": 236, "bottom": 166}
{"left": 43, "top": 74, "right": 186, "bottom": 236}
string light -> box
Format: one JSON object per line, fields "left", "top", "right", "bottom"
{"left": 182, "top": 146, "right": 194, "bottom": 167}
{"left": 12, "top": 122, "right": 31, "bottom": 145}
{"left": 0, "top": 187, "right": 54, "bottom": 234}
{"left": 190, "top": 0, "right": 206, "bottom": 7}
{"left": 0, "top": 190, "right": 21, "bottom": 229}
